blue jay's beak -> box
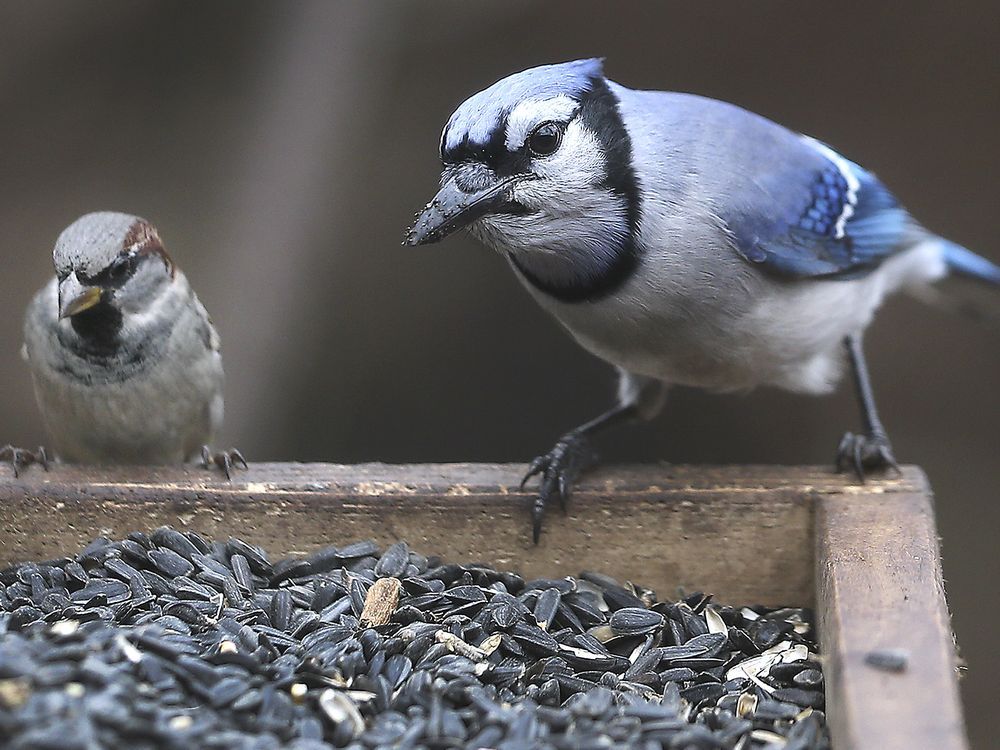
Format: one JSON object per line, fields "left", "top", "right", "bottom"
{"left": 58, "top": 273, "right": 103, "bottom": 319}
{"left": 406, "top": 174, "right": 527, "bottom": 246}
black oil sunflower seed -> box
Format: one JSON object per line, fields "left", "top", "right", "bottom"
{"left": 0, "top": 531, "right": 828, "bottom": 749}
{"left": 229, "top": 554, "right": 255, "bottom": 593}
{"left": 533, "top": 588, "right": 560, "bottom": 632}
{"left": 151, "top": 527, "right": 201, "bottom": 561}
{"left": 148, "top": 549, "right": 194, "bottom": 578}
{"left": 374, "top": 542, "right": 409, "bottom": 578}
{"left": 609, "top": 607, "right": 664, "bottom": 636}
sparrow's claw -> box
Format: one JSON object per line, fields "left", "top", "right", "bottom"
{"left": 835, "top": 431, "right": 899, "bottom": 482}
{"left": 0, "top": 445, "right": 49, "bottom": 478}
{"left": 202, "top": 446, "right": 248, "bottom": 481}
{"left": 522, "top": 431, "right": 598, "bottom": 544}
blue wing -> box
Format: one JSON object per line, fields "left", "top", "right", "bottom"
{"left": 729, "top": 141, "right": 912, "bottom": 279}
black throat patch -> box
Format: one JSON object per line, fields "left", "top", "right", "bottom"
{"left": 58, "top": 295, "right": 165, "bottom": 382}
{"left": 68, "top": 301, "right": 123, "bottom": 359}
{"left": 512, "top": 76, "right": 642, "bottom": 304}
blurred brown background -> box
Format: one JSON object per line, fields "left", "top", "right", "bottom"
{"left": 0, "top": 1, "right": 996, "bottom": 744}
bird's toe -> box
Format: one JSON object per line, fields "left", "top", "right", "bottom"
{"left": 202, "top": 446, "right": 248, "bottom": 482}
{"left": 1, "top": 445, "right": 49, "bottom": 478}
{"left": 835, "top": 432, "right": 898, "bottom": 482}
{"left": 522, "top": 431, "right": 597, "bottom": 543}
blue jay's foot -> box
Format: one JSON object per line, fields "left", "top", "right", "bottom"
{"left": 835, "top": 431, "right": 899, "bottom": 482}
{"left": 521, "top": 431, "right": 599, "bottom": 544}
{"left": 0, "top": 445, "right": 50, "bottom": 478}
{"left": 201, "top": 446, "right": 248, "bottom": 481}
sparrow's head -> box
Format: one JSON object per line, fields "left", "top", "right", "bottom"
{"left": 405, "top": 59, "right": 641, "bottom": 298}
{"left": 53, "top": 212, "right": 175, "bottom": 321}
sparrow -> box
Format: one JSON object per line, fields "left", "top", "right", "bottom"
{"left": 12, "top": 211, "right": 245, "bottom": 477}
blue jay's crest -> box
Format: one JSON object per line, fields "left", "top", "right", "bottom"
{"left": 441, "top": 58, "right": 604, "bottom": 165}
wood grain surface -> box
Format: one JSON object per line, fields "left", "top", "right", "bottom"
{"left": 816, "top": 477, "right": 968, "bottom": 749}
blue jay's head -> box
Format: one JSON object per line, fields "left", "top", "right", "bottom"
{"left": 407, "top": 59, "right": 641, "bottom": 298}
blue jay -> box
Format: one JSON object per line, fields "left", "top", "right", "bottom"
{"left": 10, "top": 212, "right": 245, "bottom": 478}
{"left": 407, "top": 59, "right": 1000, "bottom": 541}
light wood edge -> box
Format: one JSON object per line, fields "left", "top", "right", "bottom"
{"left": 816, "top": 486, "right": 968, "bottom": 750}
{"left": 0, "top": 462, "right": 927, "bottom": 494}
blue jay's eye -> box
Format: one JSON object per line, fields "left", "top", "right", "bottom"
{"left": 527, "top": 122, "right": 563, "bottom": 157}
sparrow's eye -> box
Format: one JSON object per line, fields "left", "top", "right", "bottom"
{"left": 108, "top": 255, "right": 131, "bottom": 280}
{"left": 527, "top": 122, "right": 564, "bottom": 157}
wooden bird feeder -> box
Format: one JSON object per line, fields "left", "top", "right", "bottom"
{"left": 0, "top": 463, "right": 967, "bottom": 749}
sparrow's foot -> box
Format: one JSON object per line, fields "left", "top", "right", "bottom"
{"left": 201, "top": 446, "right": 248, "bottom": 481}
{"left": 520, "top": 431, "right": 598, "bottom": 544}
{"left": 835, "top": 431, "right": 900, "bottom": 482}
{"left": 0, "top": 445, "right": 50, "bottom": 478}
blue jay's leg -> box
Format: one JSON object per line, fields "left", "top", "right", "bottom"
{"left": 201, "top": 445, "right": 248, "bottom": 481}
{"left": 836, "top": 334, "right": 900, "bottom": 481}
{"left": 521, "top": 404, "right": 637, "bottom": 543}
{"left": 522, "top": 371, "right": 667, "bottom": 543}
{"left": 0, "top": 445, "right": 49, "bottom": 478}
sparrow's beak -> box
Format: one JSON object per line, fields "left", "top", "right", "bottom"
{"left": 58, "top": 274, "right": 103, "bottom": 319}
{"left": 406, "top": 174, "right": 528, "bottom": 246}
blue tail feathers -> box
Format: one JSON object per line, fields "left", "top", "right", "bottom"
{"left": 942, "top": 240, "right": 1000, "bottom": 285}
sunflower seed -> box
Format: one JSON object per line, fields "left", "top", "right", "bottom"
{"left": 0, "top": 531, "right": 827, "bottom": 748}
{"left": 318, "top": 688, "right": 365, "bottom": 737}
{"left": 792, "top": 668, "right": 824, "bottom": 689}
{"left": 609, "top": 607, "right": 664, "bottom": 636}
{"left": 374, "top": 542, "right": 409, "bottom": 578}
{"left": 864, "top": 647, "right": 909, "bottom": 673}
{"left": 148, "top": 549, "right": 194, "bottom": 578}
{"left": 268, "top": 558, "right": 313, "bottom": 585}
{"left": 534, "top": 588, "right": 560, "bottom": 632}
{"left": 70, "top": 578, "right": 130, "bottom": 605}
{"left": 229, "top": 554, "right": 255, "bottom": 593}
{"left": 225, "top": 538, "right": 271, "bottom": 575}
{"left": 337, "top": 540, "right": 379, "bottom": 560}
{"left": 151, "top": 527, "right": 200, "bottom": 561}
{"left": 773, "top": 687, "right": 825, "bottom": 708}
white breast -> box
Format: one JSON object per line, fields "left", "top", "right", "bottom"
{"left": 516, "top": 236, "right": 945, "bottom": 395}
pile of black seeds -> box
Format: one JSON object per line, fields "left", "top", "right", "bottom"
{"left": 0, "top": 531, "right": 830, "bottom": 749}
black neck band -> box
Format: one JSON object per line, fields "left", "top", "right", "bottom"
{"left": 513, "top": 76, "right": 642, "bottom": 304}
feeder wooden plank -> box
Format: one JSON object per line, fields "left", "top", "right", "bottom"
{"left": 0, "top": 462, "right": 965, "bottom": 748}
{"left": 0, "top": 462, "right": 832, "bottom": 604}
{"left": 816, "top": 479, "right": 967, "bottom": 750}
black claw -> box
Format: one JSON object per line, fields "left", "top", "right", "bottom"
{"left": 521, "top": 431, "right": 597, "bottom": 544}
{"left": 835, "top": 431, "right": 898, "bottom": 482}
{"left": 520, "top": 456, "right": 546, "bottom": 489}
{"left": 202, "top": 446, "right": 248, "bottom": 482}
{"left": 1, "top": 445, "right": 49, "bottom": 478}
{"left": 835, "top": 433, "right": 850, "bottom": 474}
{"left": 532, "top": 498, "right": 545, "bottom": 545}
{"left": 853, "top": 438, "right": 865, "bottom": 481}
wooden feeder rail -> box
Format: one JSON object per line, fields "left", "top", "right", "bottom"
{"left": 0, "top": 463, "right": 967, "bottom": 750}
